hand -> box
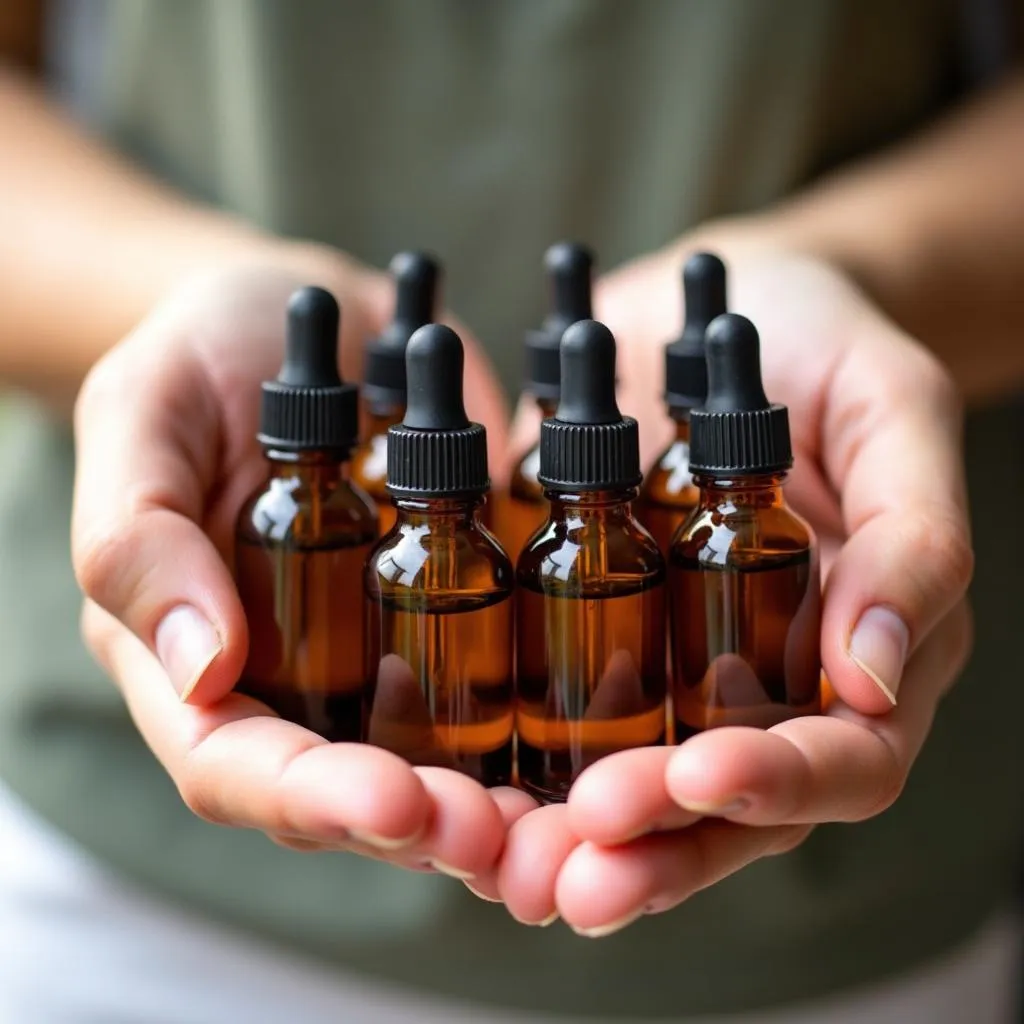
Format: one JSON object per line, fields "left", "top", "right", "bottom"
{"left": 72, "top": 244, "right": 511, "bottom": 876}
{"left": 486, "top": 239, "right": 973, "bottom": 934}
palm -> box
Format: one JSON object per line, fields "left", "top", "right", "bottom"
{"left": 481, "top": 244, "right": 971, "bottom": 933}
{"left": 75, "top": 255, "right": 516, "bottom": 878}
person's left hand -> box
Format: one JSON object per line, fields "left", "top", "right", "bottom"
{"left": 477, "top": 234, "right": 974, "bottom": 934}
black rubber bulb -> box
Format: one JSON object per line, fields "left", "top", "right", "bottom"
{"left": 681, "top": 252, "right": 727, "bottom": 350}
{"left": 544, "top": 242, "right": 593, "bottom": 335}
{"left": 402, "top": 324, "right": 470, "bottom": 431}
{"left": 556, "top": 319, "right": 621, "bottom": 425}
{"left": 703, "top": 313, "right": 771, "bottom": 412}
{"left": 277, "top": 286, "right": 343, "bottom": 387}
{"left": 387, "top": 251, "right": 439, "bottom": 344}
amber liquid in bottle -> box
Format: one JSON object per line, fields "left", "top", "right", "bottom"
{"left": 236, "top": 450, "right": 378, "bottom": 741}
{"left": 353, "top": 402, "right": 404, "bottom": 535}
{"left": 669, "top": 474, "right": 821, "bottom": 738}
{"left": 365, "top": 497, "right": 514, "bottom": 785}
{"left": 517, "top": 489, "right": 667, "bottom": 802}
{"left": 494, "top": 396, "right": 556, "bottom": 561}
{"left": 637, "top": 415, "right": 699, "bottom": 555}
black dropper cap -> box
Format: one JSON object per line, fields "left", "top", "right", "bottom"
{"left": 386, "top": 324, "right": 489, "bottom": 497}
{"left": 538, "top": 320, "right": 641, "bottom": 491}
{"left": 664, "top": 252, "right": 727, "bottom": 410}
{"left": 257, "top": 286, "right": 359, "bottom": 451}
{"left": 689, "top": 314, "right": 792, "bottom": 476}
{"left": 524, "top": 242, "right": 594, "bottom": 401}
{"left": 362, "top": 251, "right": 441, "bottom": 409}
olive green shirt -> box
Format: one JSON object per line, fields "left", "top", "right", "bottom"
{"left": 0, "top": 1, "right": 1021, "bottom": 1017}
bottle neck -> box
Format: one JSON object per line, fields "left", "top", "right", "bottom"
{"left": 535, "top": 395, "right": 559, "bottom": 419}
{"left": 692, "top": 472, "right": 787, "bottom": 508}
{"left": 263, "top": 447, "right": 352, "bottom": 485}
{"left": 544, "top": 487, "right": 639, "bottom": 520}
{"left": 668, "top": 412, "right": 691, "bottom": 440}
{"left": 364, "top": 402, "right": 406, "bottom": 438}
{"left": 394, "top": 494, "right": 484, "bottom": 527}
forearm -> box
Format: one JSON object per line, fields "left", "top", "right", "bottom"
{"left": 764, "top": 72, "right": 1024, "bottom": 404}
{"left": 0, "top": 66, "right": 271, "bottom": 409}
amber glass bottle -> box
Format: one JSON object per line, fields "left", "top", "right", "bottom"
{"left": 353, "top": 251, "right": 440, "bottom": 535}
{"left": 669, "top": 314, "right": 821, "bottom": 739}
{"left": 235, "top": 287, "right": 378, "bottom": 741}
{"left": 495, "top": 242, "right": 594, "bottom": 561}
{"left": 638, "top": 252, "right": 727, "bottom": 555}
{"left": 516, "top": 320, "right": 667, "bottom": 803}
{"left": 365, "top": 324, "right": 514, "bottom": 785}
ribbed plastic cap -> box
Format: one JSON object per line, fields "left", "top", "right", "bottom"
{"left": 539, "top": 320, "right": 641, "bottom": 491}
{"left": 386, "top": 324, "right": 489, "bottom": 497}
{"left": 689, "top": 314, "right": 792, "bottom": 476}
{"left": 665, "top": 252, "right": 727, "bottom": 410}
{"left": 258, "top": 286, "right": 358, "bottom": 451}
{"left": 524, "top": 242, "right": 594, "bottom": 400}
{"left": 362, "top": 251, "right": 441, "bottom": 408}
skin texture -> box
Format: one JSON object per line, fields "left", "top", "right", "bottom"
{"left": 2, "top": 9, "right": 1019, "bottom": 935}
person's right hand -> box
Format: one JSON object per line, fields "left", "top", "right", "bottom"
{"left": 72, "top": 243, "right": 515, "bottom": 877}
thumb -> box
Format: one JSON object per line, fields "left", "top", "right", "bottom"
{"left": 72, "top": 338, "right": 247, "bottom": 706}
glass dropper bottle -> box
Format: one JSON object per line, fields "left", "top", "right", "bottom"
{"left": 516, "top": 319, "right": 667, "bottom": 802}
{"left": 364, "top": 325, "right": 515, "bottom": 785}
{"left": 669, "top": 313, "right": 822, "bottom": 738}
{"left": 637, "top": 252, "right": 727, "bottom": 555}
{"left": 494, "top": 242, "right": 594, "bottom": 561}
{"left": 235, "top": 287, "right": 378, "bottom": 741}
{"left": 352, "top": 251, "right": 440, "bottom": 534}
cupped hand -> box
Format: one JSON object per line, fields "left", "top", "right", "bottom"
{"left": 492, "top": 238, "right": 973, "bottom": 934}
{"left": 72, "top": 244, "right": 510, "bottom": 874}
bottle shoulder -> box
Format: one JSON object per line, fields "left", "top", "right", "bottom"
{"left": 671, "top": 498, "right": 814, "bottom": 569}
{"left": 640, "top": 438, "right": 696, "bottom": 507}
{"left": 366, "top": 517, "right": 514, "bottom": 601}
{"left": 237, "top": 471, "right": 377, "bottom": 548}
{"left": 518, "top": 509, "right": 664, "bottom": 595}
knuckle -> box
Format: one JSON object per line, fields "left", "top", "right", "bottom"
{"left": 768, "top": 824, "right": 813, "bottom": 856}
{"left": 75, "top": 352, "right": 128, "bottom": 428}
{"left": 73, "top": 520, "right": 145, "bottom": 608}
{"left": 916, "top": 352, "right": 964, "bottom": 421}
{"left": 902, "top": 512, "right": 975, "bottom": 602}
{"left": 177, "top": 775, "right": 226, "bottom": 826}
{"left": 856, "top": 741, "right": 906, "bottom": 821}
{"left": 860, "top": 773, "right": 905, "bottom": 820}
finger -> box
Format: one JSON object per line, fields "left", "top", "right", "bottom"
{"left": 463, "top": 787, "right": 540, "bottom": 902}
{"left": 87, "top": 603, "right": 433, "bottom": 846}
{"left": 490, "top": 786, "right": 542, "bottom": 829}
{"left": 556, "top": 823, "right": 801, "bottom": 937}
{"left": 497, "top": 805, "right": 579, "bottom": 926}
{"left": 820, "top": 336, "right": 973, "bottom": 713}
{"left": 567, "top": 748, "right": 702, "bottom": 845}
{"left": 391, "top": 767, "right": 508, "bottom": 880}
{"left": 665, "top": 602, "right": 971, "bottom": 824}
{"left": 73, "top": 342, "right": 247, "bottom": 705}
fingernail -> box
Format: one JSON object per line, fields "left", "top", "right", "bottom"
{"left": 348, "top": 827, "right": 422, "bottom": 851}
{"left": 675, "top": 797, "right": 750, "bottom": 816}
{"left": 155, "top": 606, "right": 222, "bottom": 699}
{"left": 465, "top": 882, "right": 502, "bottom": 903}
{"left": 534, "top": 911, "right": 559, "bottom": 927}
{"left": 426, "top": 858, "right": 476, "bottom": 881}
{"left": 848, "top": 606, "right": 909, "bottom": 705}
{"left": 572, "top": 908, "right": 644, "bottom": 939}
